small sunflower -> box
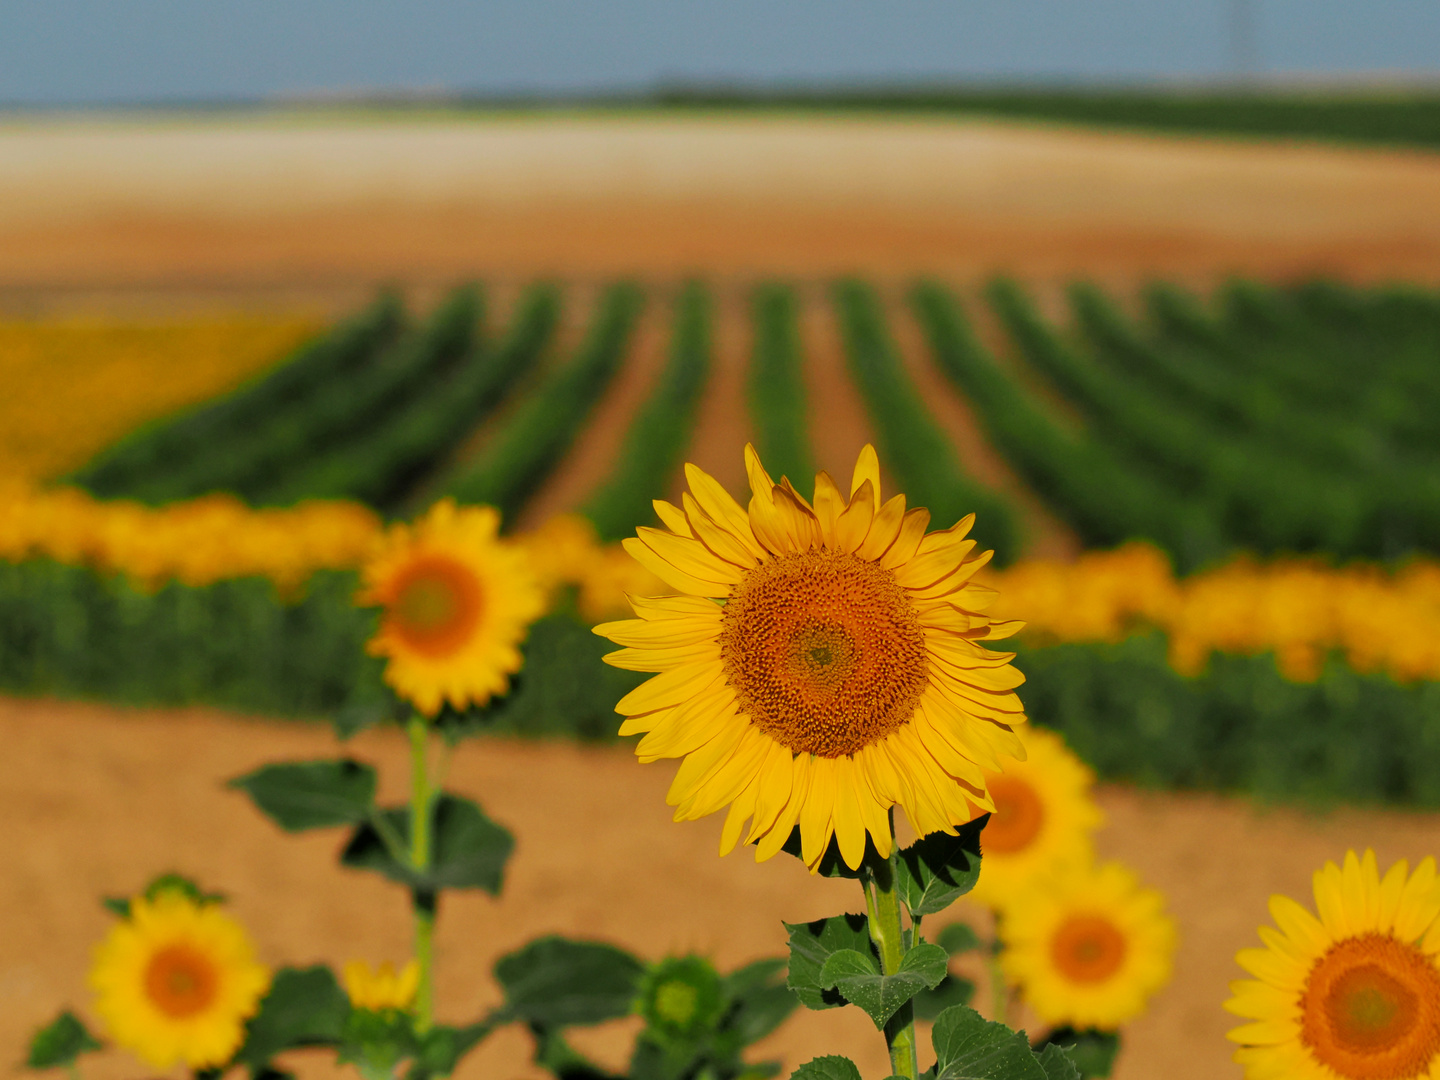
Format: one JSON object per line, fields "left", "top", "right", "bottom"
{"left": 968, "top": 726, "right": 1103, "bottom": 909}
{"left": 343, "top": 960, "right": 420, "bottom": 1013}
{"left": 594, "top": 444, "right": 1028, "bottom": 872}
{"left": 359, "top": 499, "right": 545, "bottom": 716}
{"left": 1000, "top": 860, "right": 1176, "bottom": 1029}
{"left": 89, "top": 893, "right": 270, "bottom": 1070}
{"left": 1227, "top": 849, "right": 1440, "bottom": 1080}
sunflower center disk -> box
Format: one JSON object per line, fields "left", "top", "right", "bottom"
{"left": 719, "top": 550, "right": 928, "bottom": 758}
{"left": 1050, "top": 914, "right": 1128, "bottom": 984}
{"left": 388, "top": 555, "right": 484, "bottom": 657}
{"left": 1302, "top": 933, "right": 1440, "bottom": 1080}
{"left": 981, "top": 776, "right": 1046, "bottom": 854}
{"left": 144, "top": 944, "right": 220, "bottom": 1019}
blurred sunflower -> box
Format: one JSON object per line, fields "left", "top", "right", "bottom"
{"left": 1000, "top": 860, "right": 1176, "bottom": 1029}
{"left": 359, "top": 499, "right": 545, "bottom": 716}
{"left": 1227, "top": 849, "right": 1440, "bottom": 1080}
{"left": 89, "top": 893, "right": 270, "bottom": 1069}
{"left": 594, "top": 444, "right": 1028, "bottom": 872}
{"left": 968, "top": 726, "right": 1103, "bottom": 908}
{"left": 343, "top": 960, "right": 420, "bottom": 1013}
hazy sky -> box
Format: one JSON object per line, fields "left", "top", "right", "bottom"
{"left": 4, "top": 1, "right": 1438, "bottom": 107}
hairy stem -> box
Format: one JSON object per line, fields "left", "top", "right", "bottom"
{"left": 863, "top": 824, "right": 919, "bottom": 1080}
{"left": 409, "top": 714, "right": 435, "bottom": 1033}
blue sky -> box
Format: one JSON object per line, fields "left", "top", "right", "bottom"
{"left": 3, "top": 1, "right": 1438, "bottom": 107}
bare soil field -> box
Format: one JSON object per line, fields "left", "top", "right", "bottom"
{"left": 8, "top": 696, "right": 1440, "bottom": 1080}
{"left": 3, "top": 114, "right": 1440, "bottom": 298}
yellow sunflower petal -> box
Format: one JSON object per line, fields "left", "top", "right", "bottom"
{"left": 850, "top": 444, "right": 881, "bottom": 509}
{"left": 653, "top": 499, "right": 695, "bottom": 537}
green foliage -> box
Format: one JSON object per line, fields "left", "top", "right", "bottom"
{"left": 25, "top": 1011, "right": 102, "bottom": 1070}
{"left": 586, "top": 281, "right": 713, "bottom": 541}
{"left": 228, "top": 286, "right": 483, "bottom": 507}
{"left": 929, "top": 1005, "right": 1055, "bottom": 1080}
{"left": 747, "top": 282, "right": 814, "bottom": 486}
{"left": 896, "top": 821, "right": 985, "bottom": 917}
{"left": 495, "top": 940, "right": 792, "bottom": 1080}
{"left": 1018, "top": 634, "right": 1440, "bottom": 807}
{"left": 104, "top": 871, "right": 227, "bottom": 917}
{"left": 785, "top": 913, "right": 873, "bottom": 1011}
{"left": 0, "top": 560, "right": 640, "bottom": 738}
{"left": 653, "top": 86, "right": 1440, "bottom": 151}
{"left": 788, "top": 1056, "right": 862, "bottom": 1080}
{"left": 986, "top": 277, "right": 1430, "bottom": 560}
{"left": 70, "top": 293, "right": 404, "bottom": 499}
{"left": 818, "top": 943, "right": 950, "bottom": 1029}
{"left": 235, "top": 966, "right": 351, "bottom": 1072}
{"left": 440, "top": 282, "right": 644, "bottom": 523}
{"left": 230, "top": 759, "right": 378, "bottom": 832}
{"left": 266, "top": 283, "right": 561, "bottom": 513}
{"left": 831, "top": 279, "right": 1021, "bottom": 564}
{"left": 495, "top": 937, "right": 647, "bottom": 1028}
{"left": 1031, "top": 1029, "right": 1118, "bottom": 1080}
{"left": 341, "top": 793, "right": 514, "bottom": 895}
{"left": 908, "top": 281, "right": 1220, "bottom": 571}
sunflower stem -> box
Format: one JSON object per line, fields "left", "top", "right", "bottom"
{"left": 408, "top": 714, "right": 435, "bottom": 1034}
{"left": 987, "top": 945, "right": 1009, "bottom": 1026}
{"left": 863, "top": 825, "right": 919, "bottom": 1080}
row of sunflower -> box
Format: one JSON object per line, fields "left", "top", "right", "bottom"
{"left": 25, "top": 443, "right": 1440, "bottom": 1080}
{"left": 7, "top": 479, "right": 1440, "bottom": 684}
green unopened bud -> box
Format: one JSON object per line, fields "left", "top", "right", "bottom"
{"left": 638, "top": 956, "right": 726, "bottom": 1043}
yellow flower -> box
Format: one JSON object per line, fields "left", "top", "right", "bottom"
{"left": 1001, "top": 860, "right": 1176, "bottom": 1029}
{"left": 88, "top": 893, "right": 270, "bottom": 1070}
{"left": 359, "top": 499, "right": 546, "bottom": 716}
{"left": 595, "top": 444, "right": 1028, "bottom": 872}
{"left": 967, "top": 726, "right": 1103, "bottom": 909}
{"left": 1226, "top": 849, "right": 1440, "bottom": 1080}
{"left": 343, "top": 960, "right": 420, "bottom": 1012}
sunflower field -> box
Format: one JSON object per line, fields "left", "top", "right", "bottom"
{"left": 12, "top": 274, "right": 1440, "bottom": 1080}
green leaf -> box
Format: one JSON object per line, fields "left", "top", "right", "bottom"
{"left": 230, "top": 759, "right": 377, "bottom": 832}
{"left": 1032, "top": 1028, "right": 1118, "bottom": 1079}
{"left": 931, "top": 1005, "right": 1048, "bottom": 1080}
{"left": 235, "top": 965, "right": 351, "bottom": 1071}
{"left": 341, "top": 793, "right": 514, "bottom": 894}
{"left": 783, "top": 913, "right": 874, "bottom": 1010}
{"left": 897, "top": 820, "right": 985, "bottom": 917}
{"left": 494, "top": 936, "right": 645, "bottom": 1027}
{"left": 937, "top": 923, "right": 982, "bottom": 956}
{"left": 788, "top": 1055, "right": 863, "bottom": 1080}
{"left": 722, "top": 958, "right": 799, "bottom": 1047}
{"left": 101, "top": 896, "right": 130, "bottom": 917}
{"left": 818, "top": 943, "right": 949, "bottom": 1029}
{"left": 26, "top": 1011, "right": 102, "bottom": 1070}
{"left": 912, "top": 975, "right": 976, "bottom": 1021}
{"left": 1036, "top": 1044, "right": 1082, "bottom": 1080}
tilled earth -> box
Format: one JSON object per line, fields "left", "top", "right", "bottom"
{"left": 8, "top": 696, "right": 1440, "bottom": 1080}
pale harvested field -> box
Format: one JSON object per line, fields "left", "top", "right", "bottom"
{"left": 8, "top": 696, "right": 1440, "bottom": 1080}
{"left": 3, "top": 113, "right": 1440, "bottom": 298}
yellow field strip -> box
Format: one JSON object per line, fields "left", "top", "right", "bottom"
{"left": 0, "top": 317, "right": 318, "bottom": 480}
{"left": 3, "top": 481, "right": 1439, "bottom": 685}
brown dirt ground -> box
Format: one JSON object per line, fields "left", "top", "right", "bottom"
{"left": 8, "top": 696, "right": 1440, "bottom": 1080}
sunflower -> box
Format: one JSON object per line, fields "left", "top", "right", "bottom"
{"left": 1000, "top": 859, "right": 1176, "bottom": 1029}
{"left": 1226, "top": 849, "right": 1440, "bottom": 1080}
{"left": 967, "top": 725, "right": 1103, "bottom": 909}
{"left": 359, "top": 499, "right": 545, "bottom": 716}
{"left": 343, "top": 960, "right": 420, "bottom": 1013}
{"left": 89, "top": 893, "right": 270, "bottom": 1069}
{"left": 593, "top": 444, "right": 1028, "bottom": 872}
